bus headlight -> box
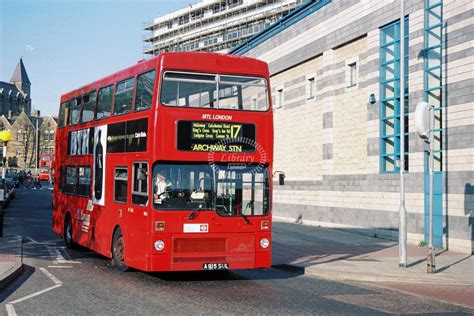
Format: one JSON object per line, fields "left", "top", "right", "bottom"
{"left": 154, "top": 240, "right": 165, "bottom": 251}
{"left": 260, "top": 238, "right": 270, "bottom": 249}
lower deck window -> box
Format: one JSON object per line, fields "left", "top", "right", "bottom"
{"left": 65, "top": 167, "right": 77, "bottom": 194}
{"left": 77, "top": 166, "right": 91, "bottom": 196}
{"left": 114, "top": 167, "right": 128, "bottom": 203}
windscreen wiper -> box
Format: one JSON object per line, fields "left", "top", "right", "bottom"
{"left": 188, "top": 204, "right": 202, "bottom": 220}
{"left": 188, "top": 192, "right": 214, "bottom": 219}
{"left": 241, "top": 201, "right": 253, "bottom": 225}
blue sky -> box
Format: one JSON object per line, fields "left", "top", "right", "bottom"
{"left": 1, "top": 0, "right": 192, "bottom": 116}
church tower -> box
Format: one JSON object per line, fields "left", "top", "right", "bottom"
{"left": 9, "top": 58, "right": 31, "bottom": 115}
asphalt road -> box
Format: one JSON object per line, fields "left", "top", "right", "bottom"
{"left": 0, "top": 186, "right": 471, "bottom": 315}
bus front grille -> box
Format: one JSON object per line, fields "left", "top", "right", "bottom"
{"left": 173, "top": 256, "right": 227, "bottom": 263}
{"left": 173, "top": 238, "right": 227, "bottom": 253}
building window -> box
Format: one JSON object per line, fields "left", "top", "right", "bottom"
{"left": 347, "top": 62, "right": 357, "bottom": 88}
{"left": 275, "top": 88, "right": 284, "bottom": 111}
{"left": 114, "top": 167, "right": 128, "bottom": 203}
{"left": 424, "top": 0, "right": 443, "bottom": 172}
{"left": 380, "top": 17, "right": 409, "bottom": 173}
{"left": 307, "top": 76, "right": 315, "bottom": 99}
{"left": 132, "top": 162, "right": 148, "bottom": 206}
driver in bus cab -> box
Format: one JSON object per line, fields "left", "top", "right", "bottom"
{"left": 153, "top": 172, "right": 172, "bottom": 204}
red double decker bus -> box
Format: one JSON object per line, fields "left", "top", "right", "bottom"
{"left": 52, "top": 52, "right": 273, "bottom": 272}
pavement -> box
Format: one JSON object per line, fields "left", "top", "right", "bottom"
{"left": 1, "top": 210, "right": 473, "bottom": 308}
{"left": 0, "top": 234, "right": 23, "bottom": 290}
{"left": 272, "top": 219, "right": 474, "bottom": 309}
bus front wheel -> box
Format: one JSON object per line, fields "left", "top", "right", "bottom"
{"left": 112, "top": 228, "right": 130, "bottom": 272}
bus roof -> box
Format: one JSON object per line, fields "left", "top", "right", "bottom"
{"left": 60, "top": 52, "right": 269, "bottom": 103}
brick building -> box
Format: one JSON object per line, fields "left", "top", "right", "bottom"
{"left": 0, "top": 112, "right": 56, "bottom": 170}
{"left": 232, "top": 0, "right": 473, "bottom": 253}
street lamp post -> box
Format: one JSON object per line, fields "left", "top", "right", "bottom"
{"left": 33, "top": 110, "right": 40, "bottom": 175}
{"left": 0, "top": 130, "right": 12, "bottom": 237}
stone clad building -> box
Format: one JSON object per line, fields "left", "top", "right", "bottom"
{"left": 0, "top": 112, "right": 57, "bottom": 170}
{"left": 232, "top": 0, "right": 473, "bottom": 253}
{"left": 0, "top": 58, "right": 56, "bottom": 170}
{"left": 0, "top": 58, "right": 32, "bottom": 117}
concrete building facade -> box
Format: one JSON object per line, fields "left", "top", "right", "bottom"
{"left": 232, "top": 0, "right": 473, "bottom": 254}
{"left": 143, "top": 0, "right": 304, "bottom": 55}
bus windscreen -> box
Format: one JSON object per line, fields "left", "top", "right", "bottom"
{"left": 160, "top": 71, "right": 269, "bottom": 111}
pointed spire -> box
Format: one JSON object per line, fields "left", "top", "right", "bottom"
{"left": 10, "top": 58, "right": 31, "bottom": 85}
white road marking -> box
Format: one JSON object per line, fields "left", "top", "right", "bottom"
{"left": 5, "top": 304, "right": 16, "bottom": 316}
{"left": 47, "top": 265, "right": 73, "bottom": 268}
{"left": 39, "top": 267, "right": 62, "bottom": 285}
{"left": 6, "top": 268, "right": 62, "bottom": 316}
{"left": 8, "top": 284, "right": 62, "bottom": 305}
{"left": 24, "top": 236, "right": 61, "bottom": 246}
{"left": 24, "top": 236, "right": 38, "bottom": 244}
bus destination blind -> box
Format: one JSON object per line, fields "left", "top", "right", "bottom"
{"left": 177, "top": 121, "right": 256, "bottom": 152}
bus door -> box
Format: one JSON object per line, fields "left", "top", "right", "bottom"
{"left": 115, "top": 162, "right": 150, "bottom": 268}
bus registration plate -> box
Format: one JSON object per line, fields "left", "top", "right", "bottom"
{"left": 203, "top": 263, "right": 229, "bottom": 270}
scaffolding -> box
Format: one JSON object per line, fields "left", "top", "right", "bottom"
{"left": 142, "top": 0, "right": 304, "bottom": 56}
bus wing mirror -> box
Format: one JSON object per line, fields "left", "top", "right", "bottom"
{"left": 273, "top": 171, "right": 285, "bottom": 185}
{"left": 279, "top": 173, "right": 285, "bottom": 186}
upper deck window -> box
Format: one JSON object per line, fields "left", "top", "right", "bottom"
{"left": 68, "top": 97, "right": 81, "bottom": 126}
{"left": 134, "top": 70, "right": 155, "bottom": 112}
{"left": 160, "top": 71, "right": 269, "bottom": 112}
{"left": 113, "top": 77, "right": 135, "bottom": 116}
{"left": 81, "top": 91, "right": 96, "bottom": 123}
{"left": 96, "top": 85, "right": 113, "bottom": 120}
{"left": 59, "top": 102, "right": 68, "bottom": 128}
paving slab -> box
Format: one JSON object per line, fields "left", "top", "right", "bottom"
{"left": 0, "top": 235, "right": 23, "bottom": 290}
{"left": 271, "top": 220, "right": 474, "bottom": 286}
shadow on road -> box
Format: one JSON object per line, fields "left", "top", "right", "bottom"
{"left": 147, "top": 266, "right": 303, "bottom": 282}
{"left": 0, "top": 264, "right": 36, "bottom": 304}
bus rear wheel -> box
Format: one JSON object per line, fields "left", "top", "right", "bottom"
{"left": 112, "top": 228, "right": 130, "bottom": 272}
{"left": 64, "top": 215, "right": 75, "bottom": 249}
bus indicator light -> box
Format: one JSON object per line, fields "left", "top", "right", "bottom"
{"left": 261, "top": 221, "right": 269, "bottom": 230}
{"left": 155, "top": 221, "right": 165, "bottom": 231}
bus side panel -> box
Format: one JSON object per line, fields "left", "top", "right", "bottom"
{"left": 91, "top": 161, "right": 118, "bottom": 259}
{"left": 122, "top": 207, "right": 149, "bottom": 271}
{"left": 52, "top": 189, "right": 63, "bottom": 237}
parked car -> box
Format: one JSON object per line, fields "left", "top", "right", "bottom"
{"left": 2, "top": 179, "right": 14, "bottom": 208}
{"left": 5, "top": 178, "right": 16, "bottom": 200}
{"left": 6, "top": 172, "right": 20, "bottom": 188}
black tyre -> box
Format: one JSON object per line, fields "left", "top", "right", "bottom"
{"left": 64, "top": 215, "right": 75, "bottom": 249}
{"left": 112, "top": 228, "right": 130, "bottom": 272}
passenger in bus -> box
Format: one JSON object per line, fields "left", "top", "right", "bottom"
{"left": 153, "top": 172, "right": 172, "bottom": 204}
